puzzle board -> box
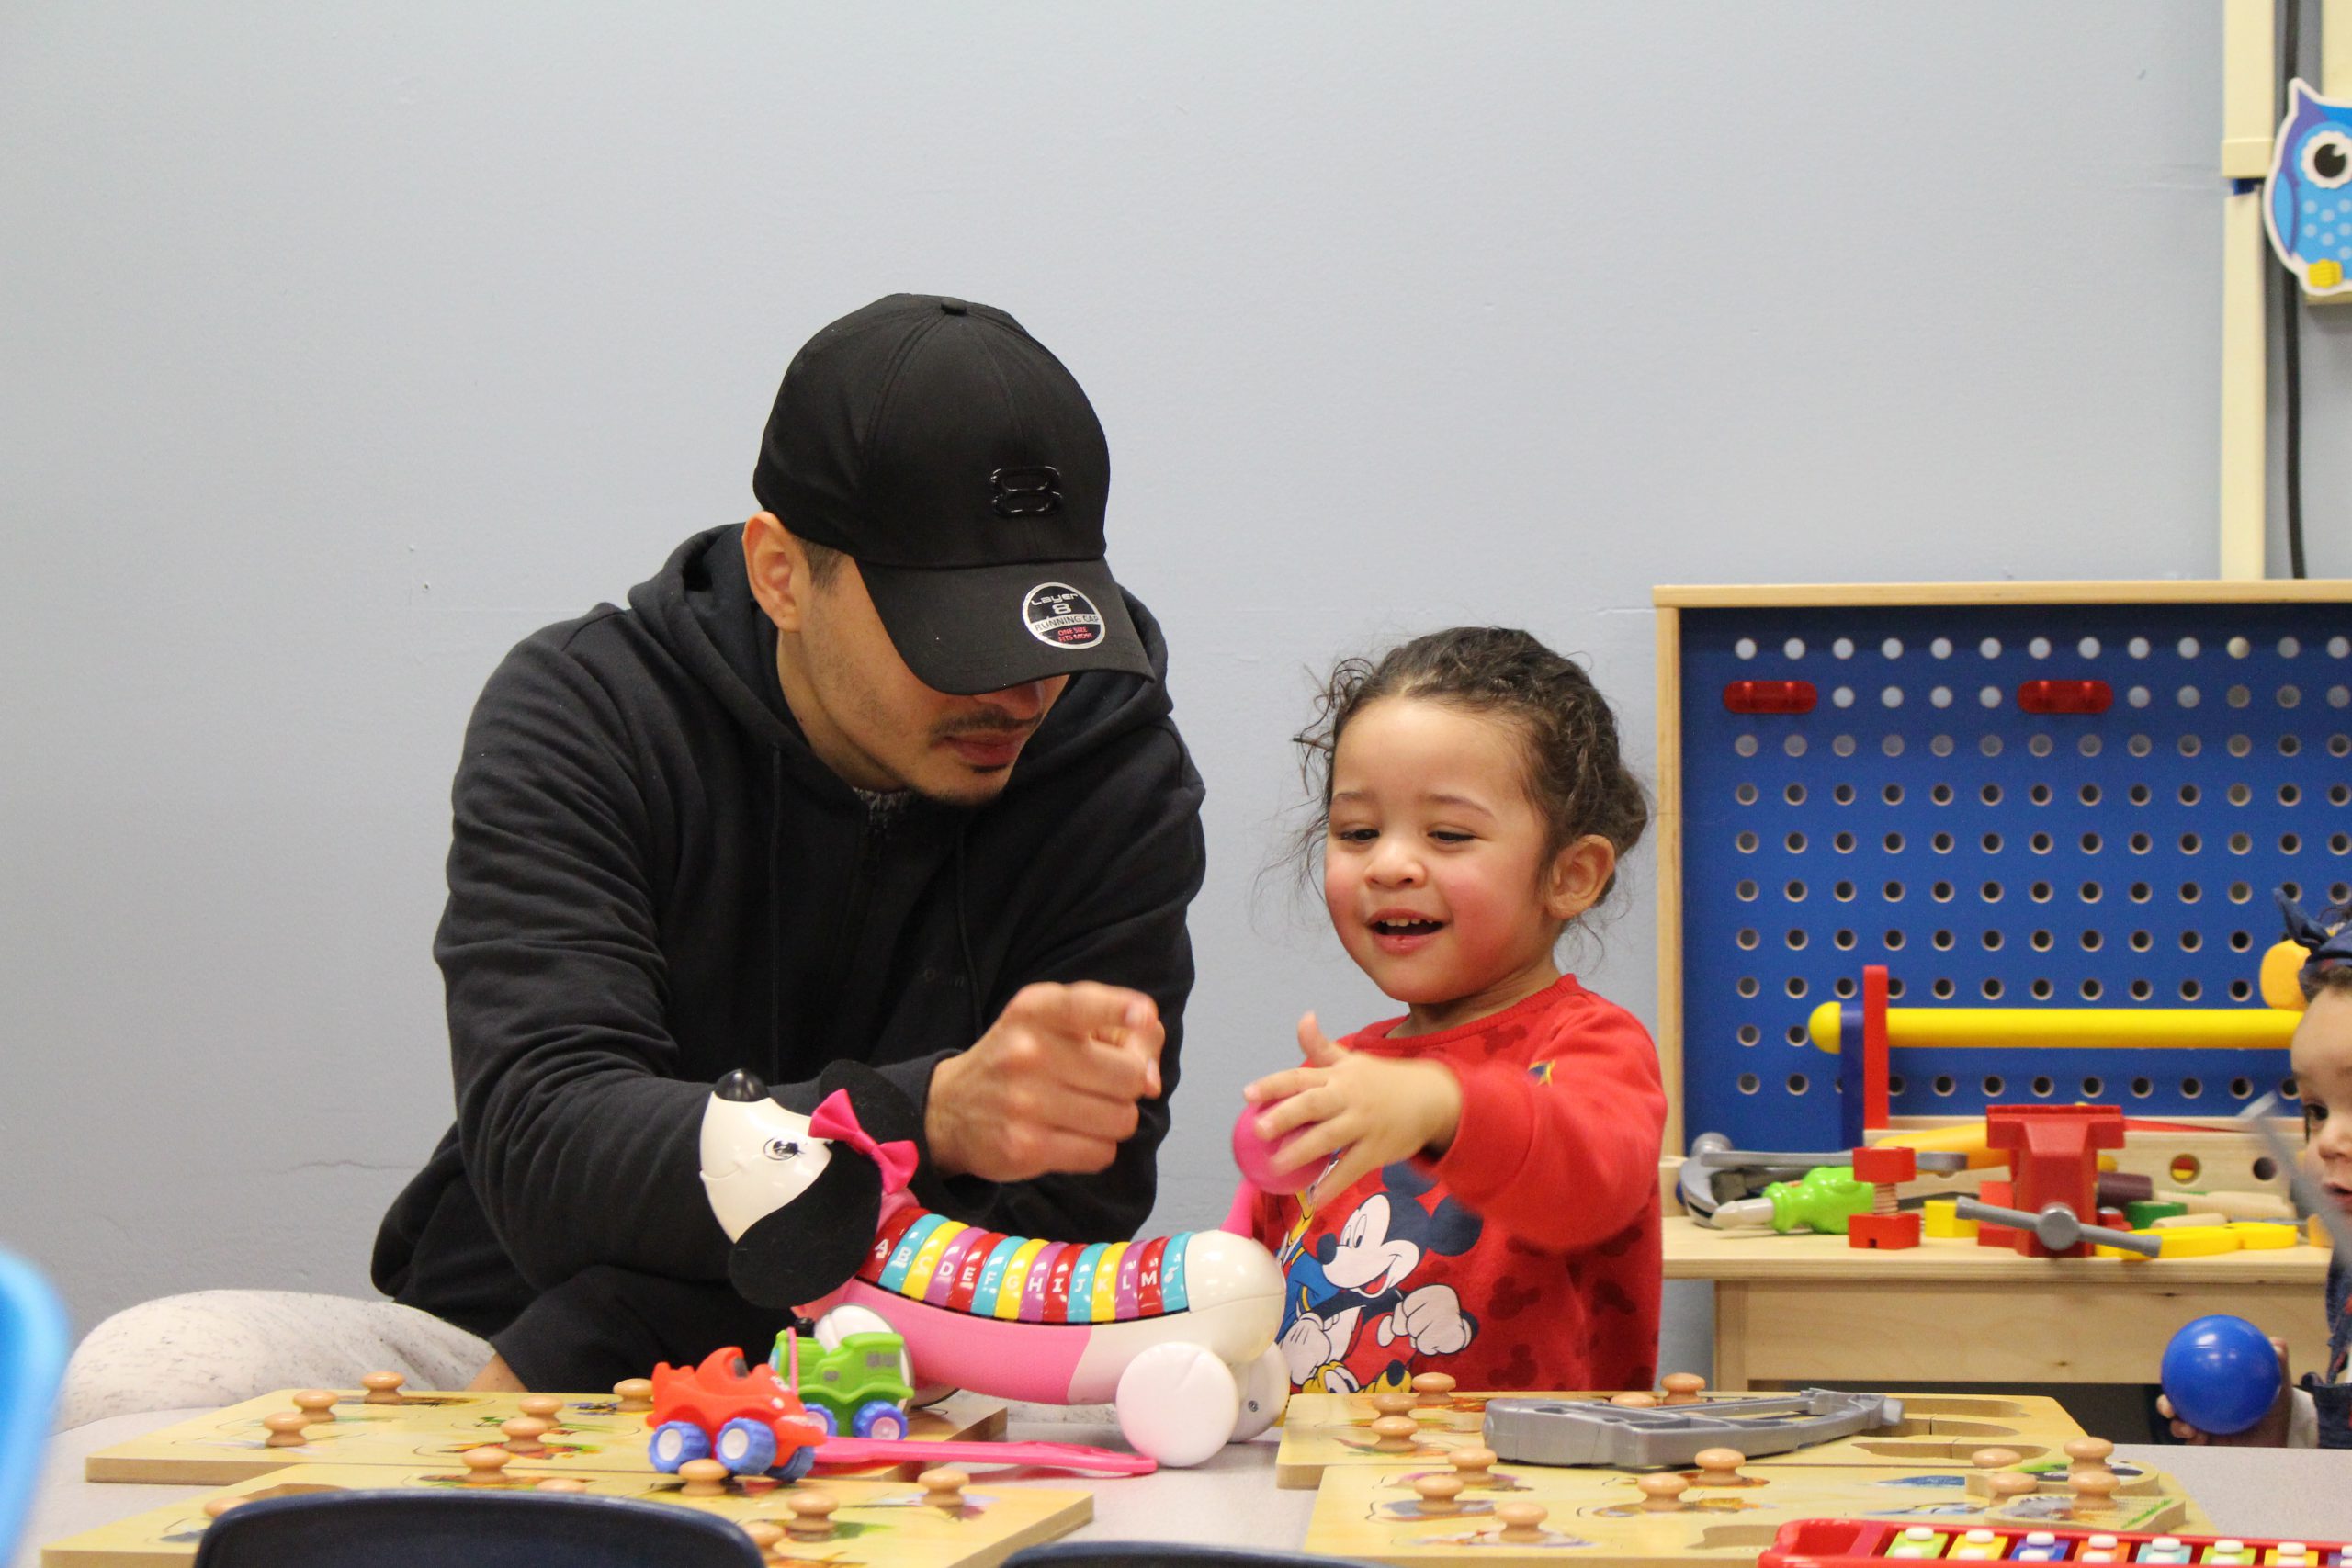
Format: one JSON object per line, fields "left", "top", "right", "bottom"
{"left": 1302, "top": 1452, "right": 2208, "bottom": 1568}
{"left": 44, "top": 1461, "right": 1089, "bottom": 1568}
{"left": 85, "top": 1387, "right": 1007, "bottom": 1485}
{"left": 1275, "top": 1392, "right": 2086, "bottom": 1489}
{"left": 1656, "top": 582, "right": 2352, "bottom": 1151}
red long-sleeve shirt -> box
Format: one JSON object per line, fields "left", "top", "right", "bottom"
{"left": 1238, "top": 976, "right": 1665, "bottom": 1394}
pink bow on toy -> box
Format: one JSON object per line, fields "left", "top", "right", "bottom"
{"left": 809, "top": 1090, "right": 919, "bottom": 1196}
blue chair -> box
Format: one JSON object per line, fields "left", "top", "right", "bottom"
{"left": 191, "top": 1489, "right": 765, "bottom": 1568}
{"left": 0, "top": 1249, "right": 69, "bottom": 1564}
{"left": 1010, "top": 1546, "right": 1377, "bottom": 1568}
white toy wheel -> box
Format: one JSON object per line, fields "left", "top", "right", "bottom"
{"left": 1229, "top": 1344, "right": 1289, "bottom": 1442}
{"left": 811, "top": 1303, "right": 898, "bottom": 1349}
{"left": 1114, "top": 1341, "right": 1239, "bottom": 1468}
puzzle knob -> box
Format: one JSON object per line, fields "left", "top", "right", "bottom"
{"left": 501, "top": 1416, "right": 551, "bottom": 1455}
{"left": 1412, "top": 1372, "right": 1457, "bottom": 1406}
{"left": 2064, "top": 1437, "right": 2115, "bottom": 1471}
{"left": 1970, "top": 1447, "right": 2023, "bottom": 1470}
{"left": 2073, "top": 1468, "right": 2120, "bottom": 1510}
{"left": 261, "top": 1412, "right": 311, "bottom": 1449}
{"left": 360, "top": 1371, "right": 405, "bottom": 1404}
{"left": 1369, "top": 1392, "right": 1419, "bottom": 1417}
{"left": 1449, "top": 1446, "right": 1497, "bottom": 1483}
{"left": 203, "top": 1495, "right": 248, "bottom": 1518}
{"left": 741, "top": 1519, "right": 785, "bottom": 1561}
{"left": 292, "top": 1390, "right": 338, "bottom": 1422}
{"left": 1985, "top": 1471, "right": 2039, "bottom": 1502}
{"left": 920, "top": 1469, "right": 968, "bottom": 1509}
{"left": 534, "top": 1478, "right": 589, "bottom": 1493}
{"left": 786, "top": 1490, "right": 840, "bottom": 1539}
{"left": 613, "top": 1378, "right": 655, "bottom": 1412}
{"left": 676, "top": 1457, "right": 729, "bottom": 1497}
{"left": 1370, "top": 1416, "right": 1419, "bottom": 1451}
{"left": 1637, "top": 1472, "right": 1690, "bottom": 1511}
{"left": 518, "top": 1395, "right": 565, "bottom": 1422}
{"left": 1609, "top": 1391, "right": 1659, "bottom": 1407}
{"left": 1415, "top": 1472, "right": 1464, "bottom": 1515}
{"left": 460, "top": 1446, "right": 514, "bottom": 1485}
{"left": 1690, "top": 1448, "right": 1745, "bottom": 1485}
{"left": 1661, "top": 1372, "right": 1707, "bottom": 1404}
{"left": 1497, "top": 1502, "right": 1548, "bottom": 1542}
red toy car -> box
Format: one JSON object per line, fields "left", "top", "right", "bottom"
{"left": 646, "top": 1346, "right": 827, "bottom": 1481}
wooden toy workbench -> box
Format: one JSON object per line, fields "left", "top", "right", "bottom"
{"left": 1652, "top": 581, "right": 2350, "bottom": 1387}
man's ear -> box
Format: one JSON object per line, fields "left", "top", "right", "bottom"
{"left": 742, "top": 512, "right": 811, "bottom": 633}
{"left": 1544, "top": 834, "right": 1618, "bottom": 921}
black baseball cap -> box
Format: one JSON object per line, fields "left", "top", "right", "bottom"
{"left": 752, "top": 294, "right": 1155, "bottom": 696}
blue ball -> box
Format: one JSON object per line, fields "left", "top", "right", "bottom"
{"left": 2160, "top": 1314, "right": 2282, "bottom": 1435}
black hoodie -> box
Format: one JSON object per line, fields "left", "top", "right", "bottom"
{"left": 372, "top": 525, "right": 1206, "bottom": 1389}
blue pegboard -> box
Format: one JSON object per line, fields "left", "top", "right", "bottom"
{"left": 1677, "top": 602, "right": 2352, "bottom": 1152}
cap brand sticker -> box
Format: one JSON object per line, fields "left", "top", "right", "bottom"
{"left": 1023, "top": 582, "right": 1105, "bottom": 649}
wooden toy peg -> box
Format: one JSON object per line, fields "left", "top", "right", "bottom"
{"left": 1984, "top": 1471, "right": 2039, "bottom": 1503}
{"left": 676, "top": 1458, "right": 729, "bottom": 1497}
{"left": 261, "top": 1412, "right": 311, "bottom": 1449}
{"left": 2071, "top": 1468, "right": 2120, "bottom": 1512}
{"left": 360, "top": 1371, "right": 405, "bottom": 1404}
{"left": 291, "top": 1390, "right": 338, "bottom": 1422}
{"left": 1969, "top": 1447, "right": 2023, "bottom": 1471}
{"left": 500, "top": 1416, "right": 551, "bottom": 1456}
{"left": 785, "top": 1489, "right": 840, "bottom": 1540}
{"left": 1411, "top": 1371, "right": 1457, "bottom": 1407}
{"left": 202, "top": 1495, "right": 248, "bottom": 1519}
{"left": 1369, "top": 1392, "right": 1419, "bottom": 1418}
{"left": 1608, "top": 1391, "right": 1659, "bottom": 1407}
{"left": 1636, "top": 1472, "right": 1690, "bottom": 1511}
{"left": 919, "top": 1468, "right": 968, "bottom": 1510}
{"left": 613, "top": 1378, "right": 655, "bottom": 1412}
{"left": 1496, "top": 1502, "right": 1548, "bottom": 1543}
{"left": 517, "top": 1394, "right": 565, "bottom": 1423}
{"left": 1369, "top": 1416, "right": 1420, "bottom": 1451}
{"left": 460, "top": 1446, "right": 514, "bottom": 1485}
{"left": 534, "top": 1478, "right": 589, "bottom": 1493}
{"left": 1660, "top": 1372, "right": 1707, "bottom": 1404}
{"left": 1449, "top": 1446, "right": 1498, "bottom": 1485}
{"left": 1414, "top": 1472, "right": 1465, "bottom": 1516}
{"left": 2064, "top": 1436, "right": 2115, "bottom": 1472}
{"left": 741, "top": 1519, "right": 785, "bottom": 1562}
{"left": 1690, "top": 1448, "right": 1746, "bottom": 1486}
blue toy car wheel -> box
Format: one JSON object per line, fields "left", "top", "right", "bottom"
{"left": 805, "top": 1404, "right": 839, "bottom": 1437}
{"left": 852, "top": 1400, "right": 908, "bottom": 1440}
{"left": 713, "top": 1417, "right": 778, "bottom": 1476}
{"left": 776, "top": 1444, "right": 818, "bottom": 1483}
{"left": 648, "top": 1421, "right": 710, "bottom": 1472}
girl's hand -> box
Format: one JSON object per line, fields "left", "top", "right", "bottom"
{"left": 2154, "top": 1336, "right": 2296, "bottom": 1447}
{"left": 1243, "top": 1014, "right": 1464, "bottom": 1207}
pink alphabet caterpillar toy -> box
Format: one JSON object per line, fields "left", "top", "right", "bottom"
{"left": 699, "top": 1065, "right": 1288, "bottom": 1467}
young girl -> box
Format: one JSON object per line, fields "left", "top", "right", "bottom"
{"left": 1234, "top": 626, "right": 1665, "bottom": 1396}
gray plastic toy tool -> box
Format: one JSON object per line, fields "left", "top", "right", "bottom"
{"left": 1481, "top": 1388, "right": 1905, "bottom": 1468}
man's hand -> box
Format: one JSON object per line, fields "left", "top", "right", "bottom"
{"left": 926, "top": 982, "right": 1163, "bottom": 1182}
{"left": 1244, "top": 1013, "right": 1464, "bottom": 1208}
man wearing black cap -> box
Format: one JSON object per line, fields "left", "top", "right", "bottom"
{"left": 369, "top": 295, "right": 1206, "bottom": 1391}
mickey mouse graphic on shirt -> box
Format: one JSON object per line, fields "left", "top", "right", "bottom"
{"left": 1275, "top": 1161, "right": 1482, "bottom": 1393}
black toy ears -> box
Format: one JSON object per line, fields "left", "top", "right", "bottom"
{"left": 730, "top": 1153, "right": 883, "bottom": 1310}
{"left": 726, "top": 1062, "right": 923, "bottom": 1311}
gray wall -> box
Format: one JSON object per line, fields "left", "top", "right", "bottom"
{"left": 6, "top": 4, "right": 2346, "bottom": 1381}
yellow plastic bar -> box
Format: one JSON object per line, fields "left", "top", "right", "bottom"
{"left": 1808, "top": 1002, "right": 2296, "bottom": 1055}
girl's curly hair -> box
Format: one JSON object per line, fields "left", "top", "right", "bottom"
{"left": 1293, "top": 626, "right": 1649, "bottom": 902}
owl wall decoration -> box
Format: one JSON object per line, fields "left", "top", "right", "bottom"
{"left": 2265, "top": 78, "right": 2352, "bottom": 296}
